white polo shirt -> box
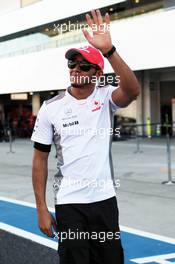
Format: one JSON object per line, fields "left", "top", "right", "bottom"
{"left": 31, "top": 85, "right": 119, "bottom": 204}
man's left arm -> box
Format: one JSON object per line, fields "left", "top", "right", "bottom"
{"left": 82, "top": 9, "right": 140, "bottom": 107}
{"left": 102, "top": 47, "right": 140, "bottom": 107}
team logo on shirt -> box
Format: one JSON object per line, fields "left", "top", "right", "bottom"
{"left": 92, "top": 100, "right": 104, "bottom": 112}
{"left": 63, "top": 120, "right": 79, "bottom": 128}
{"left": 64, "top": 108, "right": 72, "bottom": 116}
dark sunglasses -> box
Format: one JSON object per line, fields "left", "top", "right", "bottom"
{"left": 68, "top": 60, "right": 99, "bottom": 72}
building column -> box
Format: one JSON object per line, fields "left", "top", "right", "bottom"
{"left": 143, "top": 71, "right": 151, "bottom": 122}
{"left": 32, "top": 94, "right": 40, "bottom": 116}
{"left": 135, "top": 71, "right": 151, "bottom": 136}
{"left": 136, "top": 72, "right": 144, "bottom": 135}
{"left": 150, "top": 75, "right": 161, "bottom": 124}
{"left": 0, "top": 101, "right": 5, "bottom": 124}
{"left": 142, "top": 71, "right": 151, "bottom": 136}
{"left": 141, "top": 71, "right": 161, "bottom": 136}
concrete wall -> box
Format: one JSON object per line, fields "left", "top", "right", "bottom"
{"left": 117, "top": 100, "right": 137, "bottom": 119}
{"left": 21, "top": 0, "right": 41, "bottom": 8}
{"left": 0, "top": 0, "right": 124, "bottom": 37}
{"left": 1, "top": 8, "right": 175, "bottom": 94}
{"left": 0, "top": 1, "right": 20, "bottom": 15}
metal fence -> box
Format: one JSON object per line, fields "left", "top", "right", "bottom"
{"left": 113, "top": 121, "right": 175, "bottom": 140}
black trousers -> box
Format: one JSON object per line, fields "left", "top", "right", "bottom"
{"left": 55, "top": 196, "right": 124, "bottom": 264}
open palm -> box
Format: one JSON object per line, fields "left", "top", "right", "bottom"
{"left": 82, "top": 9, "right": 112, "bottom": 54}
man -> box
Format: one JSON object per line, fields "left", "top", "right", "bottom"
{"left": 31, "top": 10, "right": 140, "bottom": 264}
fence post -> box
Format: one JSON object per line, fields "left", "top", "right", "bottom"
{"left": 7, "top": 128, "right": 15, "bottom": 154}
{"left": 156, "top": 124, "right": 161, "bottom": 137}
{"left": 134, "top": 125, "right": 143, "bottom": 153}
{"left": 162, "top": 132, "right": 175, "bottom": 185}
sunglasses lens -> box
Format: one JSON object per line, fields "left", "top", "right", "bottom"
{"left": 68, "top": 60, "right": 96, "bottom": 71}
{"left": 79, "top": 63, "right": 92, "bottom": 71}
{"left": 68, "top": 61, "right": 77, "bottom": 69}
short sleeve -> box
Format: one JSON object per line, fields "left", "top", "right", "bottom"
{"left": 107, "top": 85, "right": 120, "bottom": 113}
{"left": 31, "top": 101, "right": 53, "bottom": 145}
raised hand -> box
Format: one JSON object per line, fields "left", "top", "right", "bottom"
{"left": 82, "top": 9, "right": 113, "bottom": 54}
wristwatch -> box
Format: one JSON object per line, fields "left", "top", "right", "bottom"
{"left": 103, "top": 45, "right": 116, "bottom": 58}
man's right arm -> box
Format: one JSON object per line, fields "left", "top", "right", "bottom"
{"left": 32, "top": 148, "right": 57, "bottom": 237}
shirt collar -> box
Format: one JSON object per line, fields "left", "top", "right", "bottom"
{"left": 65, "top": 86, "right": 97, "bottom": 104}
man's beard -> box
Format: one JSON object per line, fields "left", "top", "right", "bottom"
{"left": 71, "top": 83, "right": 84, "bottom": 88}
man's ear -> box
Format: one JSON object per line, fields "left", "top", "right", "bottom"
{"left": 95, "top": 70, "right": 104, "bottom": 87}
{"left": 96, "top": 69, "right": 103, "bottom": 78}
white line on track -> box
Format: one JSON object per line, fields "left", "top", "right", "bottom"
{"left": 0, "top": 223, "right": 57, "bottom": 250}
{"left": 120, "top": 226, "right": 175, "bottom": 245}
{"left": 1, "top": 196, "right": 175, "bottom": 248}
{"left": 0, "top": 196, "right": 54, "bottom": 212}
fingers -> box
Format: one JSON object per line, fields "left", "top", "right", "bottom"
{"left": 91, "top": 10, "right": 99, "bottom": 26}
{"left": 51, "top": 216, "right": 58, "bottom": 232}
{"left": 40, "top": 226, "right": 54, "bottom": 237}
{"left": 40, "top": 224, "right": 55, "bottom": 237}
{"left": 85, "top": 9, "right": 110, "bottom": 33}
{"left": 105, "top": 12, "right": 110, "bottom": 27}
{"left": 38, "top": 213, "right": 57, "bottom": 238}
{"left": 87, "top": 10, "right": 103, "bottom": 27}
{"left": 85, "top": 13, "right": 93, "bottom": 28}
{"left": 96, "top": 9, "right": 103, "bottom": 25}
{"left": 82, "top": 29, "right": 93, "bottom": 44}
{"left": 45, "top": 216, "right": 57, "bottom": 237}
